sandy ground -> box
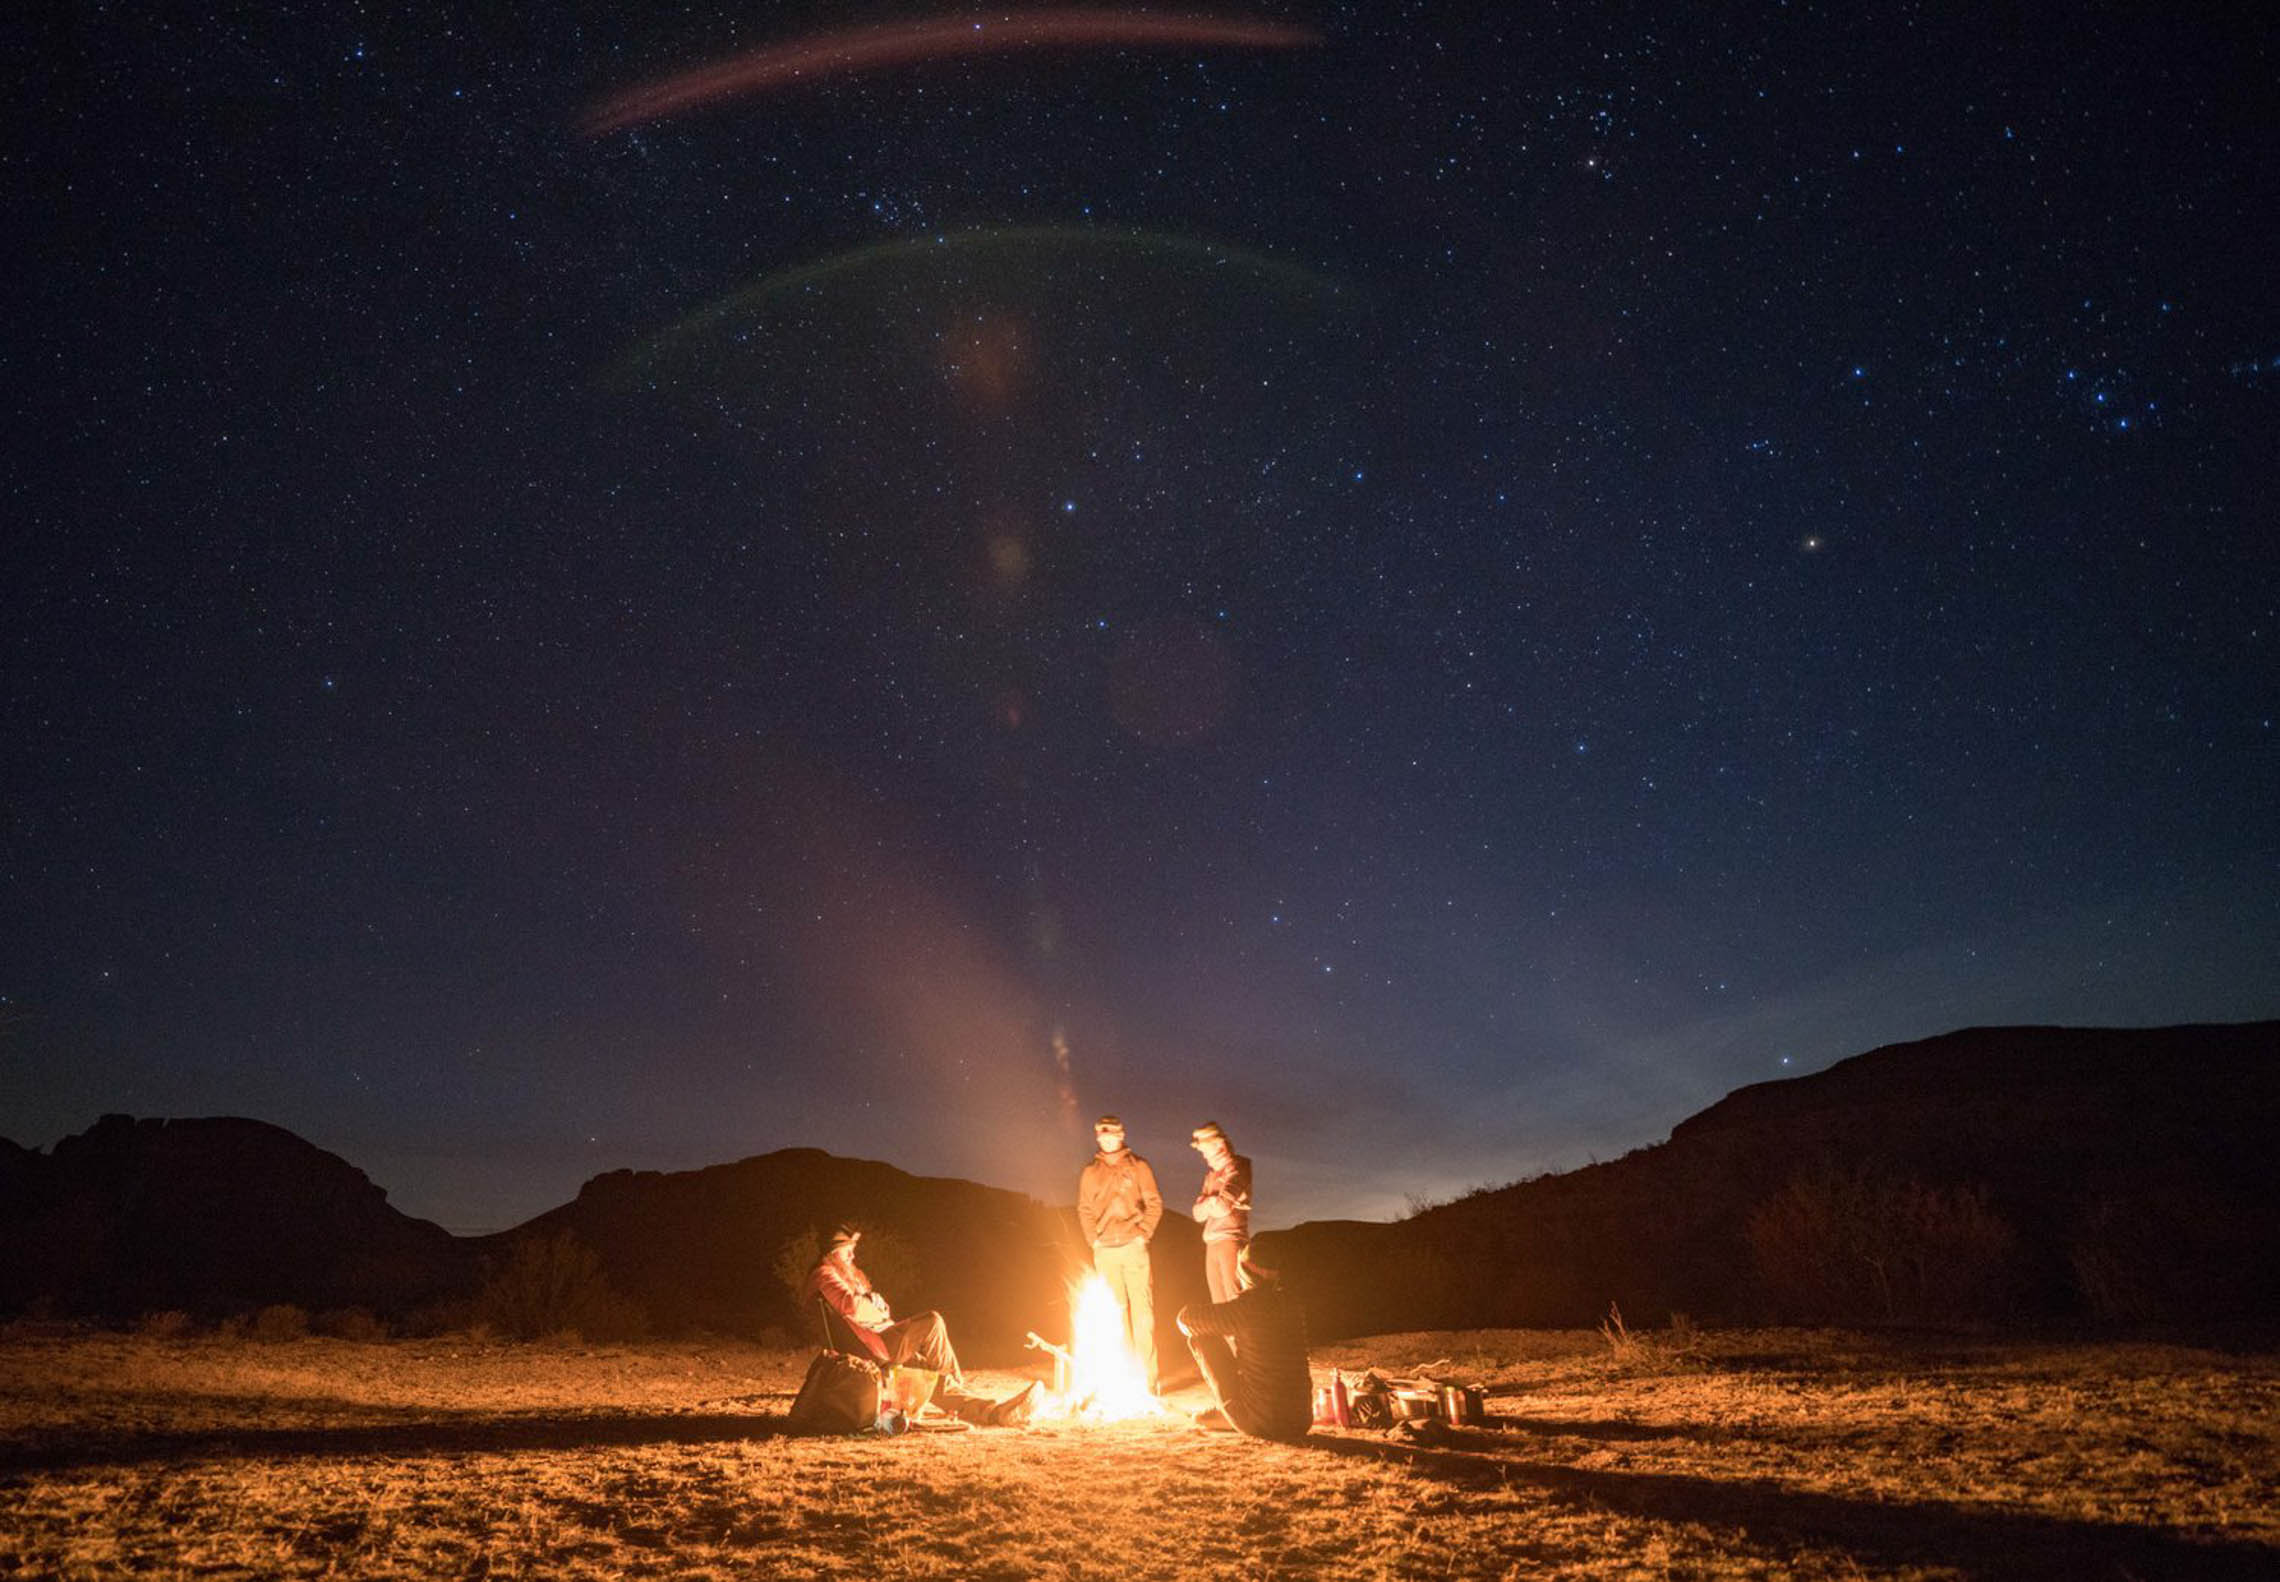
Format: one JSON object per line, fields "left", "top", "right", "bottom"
{"left": 2, "top": 1324, "right": 2276, "bottom": 1579}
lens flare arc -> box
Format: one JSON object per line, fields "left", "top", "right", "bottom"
{"left": 586, "top": 10, "right": 1324, "bottom": 134}
{"left": 613, "top": 224, "right": 1352, "bottom": 389}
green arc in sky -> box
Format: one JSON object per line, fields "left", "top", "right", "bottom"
{"left": 616, "top": 225, "right": 1356, "bottom": 384}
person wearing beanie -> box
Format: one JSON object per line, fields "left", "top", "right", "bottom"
{"left": 802, "top": 1222, "right": 1039, "bottom": 1427}
{"left": 1188, "top": 1121, "right": 1253, "bottom": 1304}
{"left": 1076, "top": 1115, "right": 1164, "bottom": 1393}
{"left": 803, "top": 1223, "right": 961, "bottom": 1378}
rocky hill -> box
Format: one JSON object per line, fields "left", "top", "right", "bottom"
{"left": 485, "top": 1147, "right": 1211, "bottom": 1362}
{"left": 1271, "top": 1022, "right": 2279, "bottom": 1336}
{"left": 8, "top": 1022, "right": 2271, "bottom": 1342}
{"left": 0, "top": 1114, "right": 468, "bottom": 1321}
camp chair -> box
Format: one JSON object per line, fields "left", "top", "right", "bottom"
{"left": 814, "top": 1298, "right": 947, "bottom": 1418}
{"left": 815, "top": 1296, "right": 885, "bottom": 1362}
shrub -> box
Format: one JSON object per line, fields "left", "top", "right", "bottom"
{"left": 251, "top": 1304, "right": 310, "bottom": 1341}
{"left": 136, "top": 1310, "right": 194, "bottom": 1340}
{"left": 773, "top": 1225, "right": 923, "bottom": 1318}
{"left": 1598, "top": 1303, "right": 1703, "bottom": 1374}
{"left": 399, "top": 1299, "right": 473, "bottom": 1339}
{"left": 1748, "top": 1166, "right": 2017, "bottom": 1325}
{"left": 2069, "top": 1184, "right": 2263, "bottom": 1323}
{"left": 474, "top": 1231, "right": 646, "bottom": 1342}
{"left": 314, "top": 1306, "right": 388, "bottom": 1341}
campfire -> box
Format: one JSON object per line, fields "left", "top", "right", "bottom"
{"left": 1024, "top": 1273, "right": 1163, "bottom": 1422}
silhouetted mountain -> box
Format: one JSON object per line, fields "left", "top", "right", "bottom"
{"left": 484, "top": 1147, "right": 1211, "bottom": 1362}
{"left": 11, "top": 1022, "right": 2271, "bottom": 1341}
{"left": 0, "top": 1115, "right": 469, "bottom": 1320}
{"left": 1271, "top": 1022, "right": 2279, "bottom": 1336}
{"left": 0, "top": 1135, "right": 37, "bottom": 1202}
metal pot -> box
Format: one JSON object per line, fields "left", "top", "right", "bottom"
{"left": 1439, "top": 1383, "right": 1487, "bottom": 1425}
{"left": 1390, "top": 1387, "right": 1441, "bottom": 1421}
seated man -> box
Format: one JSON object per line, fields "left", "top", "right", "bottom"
{"left": 803, "top": 1223, "right": 1034, "bottom": 1426}
{"left": 1175, "top": 1242, "right": 1313, "bottom": 1441}
{"left": 804, "top": 1223, "right": 961, "bottom": 1377}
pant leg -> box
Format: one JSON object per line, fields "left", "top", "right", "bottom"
{"left": 883, "top": 1311, "right": 961, "bottom": 1381}
{"left": 1095, "top": 1240, "right": 1137, "bottom": 1336}
{"left": 1204, "top": 1239, "right": 1243, "bottom": 1305}
{"left": 1221, "top": 1393, "right": 1311, "bottom": 1441}
{"left": 1222, "top": 1404, "right": 1313, "bottom": 1440}
{"left": 1182, "top": 1306, "right": 1239, "bottom": 1408}
{"left": 1125, "top": 1250, "right": 1158, "bottom": 1391}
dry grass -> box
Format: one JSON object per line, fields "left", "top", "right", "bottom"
{"left": 3, "top": 1325, "right": 2276, "bottom": 1579}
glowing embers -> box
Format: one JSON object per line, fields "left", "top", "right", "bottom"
{"left": 1033, "top": 1273, "right": 1162, "bottom": 1423}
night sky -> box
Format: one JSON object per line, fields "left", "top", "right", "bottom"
{"left": 9, "top": 4, "right": 2275, "bottom": 1234}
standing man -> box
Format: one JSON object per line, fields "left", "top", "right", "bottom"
{"left": 1077, "top": 1114, "right": 1163, "bottom": 1392}
{"left": 1188, "top": 1120, "right": 1253, "bottom": 1304}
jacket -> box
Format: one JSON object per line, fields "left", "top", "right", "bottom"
{"left": 805, "top": 1253, "right": 893, "bottom": 1347}
{"left": 1191, "top": 1153, "right": 1253, "bottom": 1244}
{"left": 1078, "top": 1149, "right": 1164, "bottom": 1248}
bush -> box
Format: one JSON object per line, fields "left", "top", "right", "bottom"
{"left": 136, "top": 1310, "right": 194, "bottom": 1340}
{"left": 1748, "top": 1166, "right": 2017, "bottom": 1325}
{"left": 2069, "top": 1184, "right": 2264, "bottom": 1323}
{"left": 1598, "top": 1303, "right": 1704, "bottom": 1374}
{"left": 399, "top": 1299, "right": 473, "bottom": 1339}
{"left": 773, "top": 1225, "right": 923, "bottom": 1317}
{"left": 474, "top": 1231, "right": 646, "bottom": 1342}
{"left": 314, "top": 1306, "right": 388, "bottom": 1341}
{"left": 251, "top": 1304, "right": 310, "bottom": 1341}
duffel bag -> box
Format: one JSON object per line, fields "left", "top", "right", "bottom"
{"left": 788, "top": 1350, "right": 882, "bottom": 1434}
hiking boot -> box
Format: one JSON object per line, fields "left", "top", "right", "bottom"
{"left": 933, "top": 1388, "right": 989, "bottom": 1426}
{"left": 986, "top": 1382, "right": 1039, "bottom": 1428}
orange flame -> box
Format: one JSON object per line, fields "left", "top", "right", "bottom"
{"left": 1037, "top": 1273, "right": 1162, "bottom": 1422}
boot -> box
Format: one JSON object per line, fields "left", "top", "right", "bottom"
{"left": 986, "top": 1381, "right": 1039, "bottom": 1428}
{"left": 936, "top": 1387, "right": 995, "bottom": 1426}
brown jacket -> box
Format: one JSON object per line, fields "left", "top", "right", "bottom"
{"left": 1078, "top": 1150, "right": 1164, "bottom": 1248}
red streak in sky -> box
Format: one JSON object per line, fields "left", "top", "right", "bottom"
{"left": 584, "top": 10, "right": 1323, "bottom": 134}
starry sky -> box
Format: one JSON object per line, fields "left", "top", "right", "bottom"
{"left": 8, "top": 3, "right": 2276, "bottom": 1234}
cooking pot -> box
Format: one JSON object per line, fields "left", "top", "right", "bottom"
{"left": 1439, "top": 1383, "right": 1487, "bottom": 1425}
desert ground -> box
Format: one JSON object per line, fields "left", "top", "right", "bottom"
{"left": 2, "top": 1322, "right": 2275, "bottom": 1580}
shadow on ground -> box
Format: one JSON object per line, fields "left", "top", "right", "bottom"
{"left": 1304, "top": 1430, "right": 2275, "bottom": 1581}
{"left": 1, "top": 1408, "right": 800, "bottom": 1473}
